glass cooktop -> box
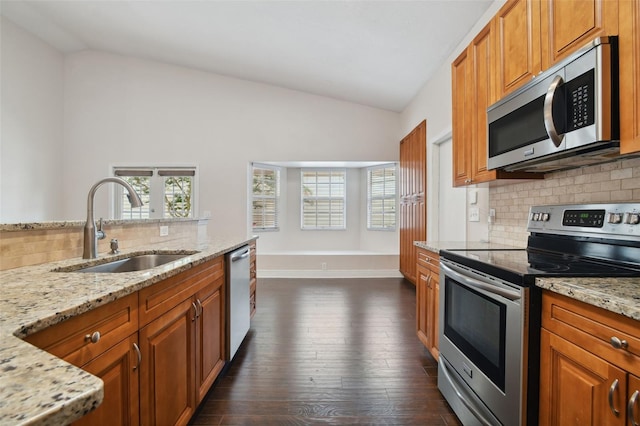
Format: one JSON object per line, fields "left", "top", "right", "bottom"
{"left": 441, "top": 249, "right": 640, "bottom": 286}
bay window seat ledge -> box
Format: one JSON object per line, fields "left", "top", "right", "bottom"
{"left": 258, "top": 250, "right": 401, "bottom": 278}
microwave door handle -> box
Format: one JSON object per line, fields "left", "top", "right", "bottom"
{"left": 440, "top": 262, "right": 521, "bottom": 301}
{"left": 544, "top": 75, "right": 565, "bottom": 147}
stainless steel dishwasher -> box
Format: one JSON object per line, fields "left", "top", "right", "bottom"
{"left": 225, "top": 245, "right": 251, "bottom": 360}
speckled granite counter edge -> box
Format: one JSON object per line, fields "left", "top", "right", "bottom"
{"left": 0, "top": 235, "right": 257, "bottom": 425}
{"left": 0, "top": 218, "right": 207, "bottom": 232}
{"left": 536, "top": 277, "right": 640, "bottom": 322}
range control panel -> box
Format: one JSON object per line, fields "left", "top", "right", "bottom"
{"left": 527, "top": 203, "right": 640, "bottom": 240}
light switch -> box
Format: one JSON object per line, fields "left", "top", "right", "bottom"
{"left": 468, "top": 207, "right": 480, "bottom": 222}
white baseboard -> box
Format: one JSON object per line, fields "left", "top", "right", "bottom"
{"left": 257, "top": 269, "right": 403, "bottom": 279}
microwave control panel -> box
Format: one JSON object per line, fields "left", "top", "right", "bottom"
{"left": 565, "top": 69, "right": 595, "bottom": 132}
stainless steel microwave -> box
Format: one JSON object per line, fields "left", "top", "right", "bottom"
{"left": 487, "top": 37, "right": 620, "bottom": 173}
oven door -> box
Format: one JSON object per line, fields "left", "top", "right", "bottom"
{"left": 438, "top": 259, "right": 528, "bottom": 426}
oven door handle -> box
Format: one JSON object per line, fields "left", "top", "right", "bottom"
{"left": 441, "top": 262, "right": 521, "bottom": 301}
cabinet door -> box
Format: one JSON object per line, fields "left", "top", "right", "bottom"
{"left": 195, "top": 279, "right": 226, "bottom": 404}
{"left": 494, "top": 0, "right": 542, "bottom": 98}
{"left": 620, "top": 0, "right": 640, "bottom": 155}
{"left": 452, "top": 47, "right": 473, "bottom": 187}
{"left": 470, "top": 22, "right": 497, "bottom": 184}
{"left": 629, "top": 374, "right": 640, "bottom": 426}
{"left": 399, "top": 121, "right": 426, "bottom": 284}
{"left": 427, "top": 273, "right": 440, "bottom": 360}
{"left": 73, "top": 334, "right": 139, "bottom": 426}
{"left": 539, "top": 329, "right": 626, "bottom": 426}
{"left": 540, "top": 0, "right": 618, "bottom": 69}
{"left": 416, "top": 265, "right": 430, "bottom": 348}
{"left": 139, "top": 298, "right": 197, "bottom": 426}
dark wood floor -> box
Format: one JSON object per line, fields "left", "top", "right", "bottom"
{"left": 190, "top": 277, "right": 461, "bottom": 425}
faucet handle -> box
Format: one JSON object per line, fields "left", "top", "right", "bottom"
{"left": 97, "top": 218, "right": 106, "bottom": 240}
{"left": 110, "top": 239, "right": 119, "bottom": 254}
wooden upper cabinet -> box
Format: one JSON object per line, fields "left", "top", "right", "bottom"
{"left": 452, "top": 48, "right": 472, "bottom": 186}
{"left": 494, "top": 0, "right": 542, "bottom": 98}
{"left": 540, "top": 0, "right": 618, "bottom": 69}
{"left": 620, "top": 0, "right": 640, "bottom": 155}
{"left": 451, "top": 21, "right": 541, "bottom": 187}
{"left": 471, "top": 24, "right": 497, "bottom": 183}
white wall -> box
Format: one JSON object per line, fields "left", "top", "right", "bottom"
{"left": 399, "top": 0, "right": 505, "bottom": 242}
{"left": 61, "top": 51, "right": 401, "bottom": 243}
{"left": 0, "top": 17, "right": 65, "bottom": 222}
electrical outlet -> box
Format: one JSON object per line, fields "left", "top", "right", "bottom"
{"left": 160, "top": 226, "right": 169, "bottom": 236}
{"left": 468, "top": 207, "right": 480, "bottom": 222}
{"left": 321, "top": 262, "right": 327, "bottom": 270}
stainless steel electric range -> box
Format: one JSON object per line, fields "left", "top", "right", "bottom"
{"left": 437, "top": 202, "right": 640, "bottom": 426}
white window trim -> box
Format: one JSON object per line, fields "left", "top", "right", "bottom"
{"left": 112, "top": 165, "right": 198, "bottom": 219}
{"left": 366, "top": 163, "right": 397, "bottom": 231}
{"left": 300, "top": 168, "right": 347, "bottom": 231}
{"left": 251, "top": 163, "right": 281, "bottom": 232}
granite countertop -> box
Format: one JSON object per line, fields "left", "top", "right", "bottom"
{"left": 0, "top": 217, "right": 205, "bottom": 232}
{"left": 536, "top": 277, "right": 640, "bottom": 321}
{"left": 414, "top": 240, "right": 524, "bottom": 253}
{"left": 0, "top": 235, "right": 256, "bottom": 425}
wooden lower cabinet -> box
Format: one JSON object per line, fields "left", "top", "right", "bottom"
{"left": 139, "top": 260, "right": 226, "bottom": 425}
{"left": 27, "top": 254, "right": 229, "bottom": 426}
{"left": 416, "top": 248, "right": 439, "bottom": 360}
{"left": 539, "top": 328, "right": 626, "bottom": 426}
{"left": 74, "top": 334, "right": 140, "bottom": 426}
{"left": 139, "top": 298, "right": 197, "bottom": 426}
{"left": 539, "top": 291, "right": 640, "bottom": 426}
{"left": 195, "top": 276, "right": 226, "bottom": 404}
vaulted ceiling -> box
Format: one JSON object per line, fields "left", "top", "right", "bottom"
{"left": 1, "top": 0, "right": 493, "bottom": 112}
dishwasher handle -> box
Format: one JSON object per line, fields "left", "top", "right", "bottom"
{"left": 231, "top": 248, "right": 250, "bottom": 262}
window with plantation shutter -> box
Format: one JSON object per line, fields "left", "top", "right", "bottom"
{"left": 301, "top": 169, "right": 346, "bottom": 230}
{"left": 367, "top": 164, "right": 397, "bottom": 230}
{"left": 252, "top": 164, "right": 280, "bottom": 231}
{"left": 113, "top": 167, "right": 196, "bottom": 219}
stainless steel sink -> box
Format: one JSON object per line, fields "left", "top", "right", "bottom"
{"left": 58, "top": 252, "right": 197, "bottom": 273}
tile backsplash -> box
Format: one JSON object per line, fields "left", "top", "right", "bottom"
{"left": 489, "top": 157, "right": 640, "bottom": 247}
{"left": 0, "top": 219, "right": 207, "bottom": 271}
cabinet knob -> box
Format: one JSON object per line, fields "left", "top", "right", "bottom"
{"left": 85, "top": 331, "right": 101, "bottom": 344}
{"left": 610, "top": 336, "right": 628, "bottom": 350}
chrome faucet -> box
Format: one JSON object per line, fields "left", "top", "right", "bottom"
{"left": 83, "top": 177, "right": 143, "bottom": 259}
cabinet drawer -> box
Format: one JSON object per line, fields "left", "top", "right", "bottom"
{"left": 139, "top": 256, "right": 224, "bottom": 327}
{"left": 417, "top": 249, "right": 440, "bottom": 274}
{"left": 25, "top": 293, "right": 138, "bottom": 367}
{"left": 542, "top": 291, "right": 640, "bottom": 376}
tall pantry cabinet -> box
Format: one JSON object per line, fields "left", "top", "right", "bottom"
{"left": 399, "top": 120, "right": 427, "bottom": 285}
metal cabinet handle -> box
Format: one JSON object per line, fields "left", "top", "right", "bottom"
{"left": 132, "top": 343, "right": 141, "bottom": 371}
{"left": 609, "top": 378, "right": 620, "bottom": 416}
{"left": 85, "top": 331, "right": 101, "bottom": 344}
{"left": 629, "top": 389, "right": 639, "bottom": 426}
{"left": 427, "top": 274, "right": 432, "bottom": 288}
{"left": 196, "top": 298, "right": 203, "bottom": 317}
{"left": 191, "top": 302, "right": 198, "bottom": 321}
{"left": 610, "top": 336, "right": 629, "bottom": 350}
